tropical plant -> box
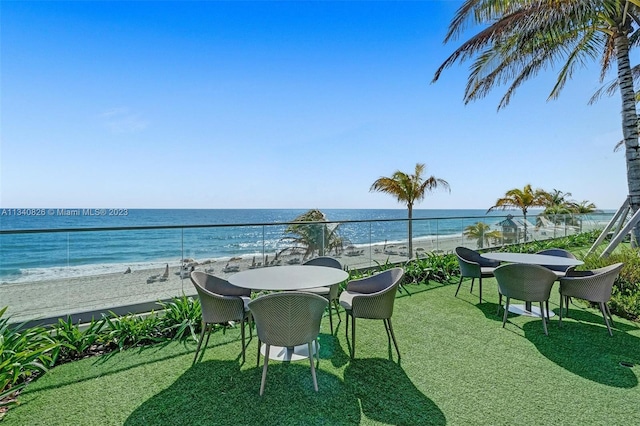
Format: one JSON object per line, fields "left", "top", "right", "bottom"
{"left": 488, "top": 184, "right": 548, "bottom": 242}
{"left": 432, "top": 0, "right": 640, "bottom": 242}
{"left": 51, "top": 316, "right": 107, "bottom": 363}
{"left": 158, "top": 295, "right": 201, "bottom": 342}
{"left": 103, "top": 311, "right": 165, "bottom": 351}
{"left": 463, "top": 222, "right": 498, "bottom": 248}
{"left": 280, "top": 209, "right": 343, "bottom": 259}
{"left": 0, "top": 307, "right": 56, "bottom": 408}
{"left": 370, "top": 163, "right": 450, "bottom": 257}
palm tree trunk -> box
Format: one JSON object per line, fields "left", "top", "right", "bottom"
{"left": 407, "top": 205, "right": 413, "bottom": 258}
{"left": 615, "top": 30, "right": 640, "bottom": 245}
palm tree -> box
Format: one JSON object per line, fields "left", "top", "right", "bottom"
{"left": 463, "top": 222, "right": 499, "bottom": 249}
{"left": 281, "top": 209, "right": 342, "bottom": 259}
{"left": 370, "top": 163, "right": 450, "bottom": 257}
{"left": 488, "top": 184, "right": 548, "bottom": 242}
{"left": 432, "top": 0, "right": 640, "bottom": 243}
{"left": 540, "top": 189, "right": 575, "bottom": 225}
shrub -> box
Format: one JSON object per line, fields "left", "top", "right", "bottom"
{"left": 158, "top": 295, "right": 201, "bottom": 342}
{"left": 103, "top": 311, "right": 165, "bottom": 351}
{"left": 50, "top": 316, "right": 107, "bottom": 363}
{"left": 581, "top": 246, "right": 640, "bottom": 321}
{"left": 0, "top": 307, "right": 56, "bottom": 409}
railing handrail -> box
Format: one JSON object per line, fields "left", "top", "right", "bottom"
{"left": 0, "top": 211, "right": 601, "bottom": 235}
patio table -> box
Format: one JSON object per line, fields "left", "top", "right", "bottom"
{"left": 228, "top": 265, "right": 348, "bottom": 361}
{"left": 481, "top": 252, "right": 583, "bottom": 318}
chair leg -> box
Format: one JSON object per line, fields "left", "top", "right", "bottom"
{"left": 193, "top": 321, "right": 208, "bottom": 364}
{"left": 540, "top": 302, "right": 548, "bottom": 336}
{"left": 256, "top": 339, "right": 262, "bottom": 367}
{"left": 478, "top": 277, "right": 483, "bottom": 304}
{"left": 470, "top": 278, "right": 475, "bottom": 293}
{"left": 387, "top": 318, "right": 401, "bottom": 360}
{"left": 241, "top": 318, "right": 246, "bottom": 363}
{"left": 455, "top": 276, "right": 463, "bottom": 297}
{"left": 334, "top": 300, "right": 342, "bottom": 322}
{"left": 558, "top": 294, "right": 564, "bottom": 327}
{"left": 328, "top": 301, "right": 334, "bottom": 335}
{"left": 502, "top": 298, "right": 510, "bottom": 328}
{"left": 345, "top": 311, "right": 350, "bottom": 339}
{"left": 605, "top": 303, "right": 615, "bottom": 329}
{"left": 259, "top": 344, "right": 270, "bottom": 396}
{"left": 546, "top": 301, "right": 550, "bottom": 321}
{"left": 497, "top": 293, "right": 503, "bottom": 316}
{"left": 599, "top": 302, "right": 613, "bottom": 336}
{"left": 308, "top": 342, "right": 319, "bottom": 392}
{"left": 351, "top": 316, "right": 356, "bottom": 359}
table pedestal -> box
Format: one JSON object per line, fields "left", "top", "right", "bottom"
{"left": 261, "top": 340, "right": 319, "bottom": 361}
{"left": 507, "top": 303, "right": 555, "bottom": 318}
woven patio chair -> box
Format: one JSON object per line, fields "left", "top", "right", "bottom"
{"left": 558, "top": 262, "right": 624, "bottom": 336}
{"left": 248, "top": 291, "right": 328, "bottom": 396}
{"left": 454, "top": 247, "right": 500, "bottom": 304}
{"left": 535, "top": 248, "right": 577, "bottom": 278}
{"left": 302, "top": 256, "right": 344, "bottom": 334}
{"left": 339, "top": 267, "right": 404, "bottom": 360}
{"left": 190, "top": 271, "right": 252, "bottom": 364}
{"left": 493, "top": 263, "right": 557, "bottom": 336}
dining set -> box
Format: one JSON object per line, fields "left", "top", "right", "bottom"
{"left": 454, "top": 246, "right": 624, "bottom": 336}
{"left": 189, "top": 257, "right": 404, "bottom": 396}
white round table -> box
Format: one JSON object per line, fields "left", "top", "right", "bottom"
{"left": 228, "top": 265, "right": 348, "bottom": 291}
{"left": 228, "top": 265, "right": 349, "bottom": 361}
{"left": 481, "top": 252, "right": 583, "bottom": 318}
{"left": 481, "top": 252, "right": 584, "bottom": 267}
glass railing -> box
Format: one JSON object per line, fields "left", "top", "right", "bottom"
{"left": 0, "top": 212, "right": 613, "bottom": 324}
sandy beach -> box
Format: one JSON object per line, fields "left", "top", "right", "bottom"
{"left": 0, "top": 225, "right": 586, "bottom": 324}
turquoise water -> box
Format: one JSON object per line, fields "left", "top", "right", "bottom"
{"left": 0, "top": 209, "right": 604, "bottom": 283}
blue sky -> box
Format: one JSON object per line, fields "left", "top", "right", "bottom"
{"left": 0, "top": 1, "right": 630, "bottom": 210}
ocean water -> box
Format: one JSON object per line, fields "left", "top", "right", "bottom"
{"left": 0, "top": 209, "right": 606, "bottom": 283}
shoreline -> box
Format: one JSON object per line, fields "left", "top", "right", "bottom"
{"left": 0, "top": 224, "right": 597, "bottom": 323}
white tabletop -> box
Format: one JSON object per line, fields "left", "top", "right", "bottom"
{"left": 481, "top": 252, "right": 583, "bottom": 266}
{"left": 227, "top": 265, "right": 349, "bottom": 291}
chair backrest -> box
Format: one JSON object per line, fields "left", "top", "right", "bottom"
{"left": 493, "top": 263, "right": 557, "bottom": 302}
{"left": 248, "top": 292, "right": 328, "bottom": 347}
{"left": 302, "top": 256, "right": 342, "bottom": 269}
{"left": 536, "top": 248, "right": 577, "bottom": 272}
{"left": 303, "top": 256, "right": 343, "bottom": 299}
{"left": 191, "top": 271, "right": 250, "bottom": 297}
{"left": 560, "top": 262, "right": 624, "bottom": 302}
{"left": 347, "top": 267, "right": 404, "bottom": 319}
{"left": 455, "top": 247, "right": 500, "bottom": 269}
{"left": 190, "top": 271, "right": 248, "bottom": 324}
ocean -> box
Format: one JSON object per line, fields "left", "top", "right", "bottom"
{"left": 0, "top": 208, "right": 606, "bottom": 283}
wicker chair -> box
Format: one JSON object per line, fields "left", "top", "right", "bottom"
{"left": 302, "top": 256, "right": 344, "bottom": 334}
{"left": 454, "top": 247, "right": 500, "bottom": 304}
{"left": 338, "top": 267, "right": 404, "bottom": 360}
{"left": 190, "top": 271, "right": 252, "bottom": 364}
{"left": 536, "top": 248, "right": 577, "bottom": 278}
{"left": 558, "top": 263, "right": 624, "bottom": 336}
{"left": 493, "top": 264, "right": 558, "bottom": 336}
{"left": 248, "top": 292, "right": 328, "bottom": 396}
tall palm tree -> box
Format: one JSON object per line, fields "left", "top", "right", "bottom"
{"left": 541, "top": 189, "right": 575, "bottom": 225}
{"left": 463, "top": 222, "right": 499, "bottom": 249}
{"left": 370, "top": 163, "right": 450, "bottom": 257}
{"left": 488, "top": 184, "right": 548, "bottom": 242}
{"left": 281, "top": 209, "right": 342, "bottom": 259}
{"left": 432, "top": 0, "right": 640, "bottom": 243}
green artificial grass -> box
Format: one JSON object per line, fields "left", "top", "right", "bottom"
{"left": 4, "top": 278, "right": 640, "bottom": 425}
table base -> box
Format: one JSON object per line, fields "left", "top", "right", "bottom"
{"left": 261, "top": 340, "right": 319, "bottom": 361}
{"left": 507, "top": 304, "right": 556, "bottom": 318}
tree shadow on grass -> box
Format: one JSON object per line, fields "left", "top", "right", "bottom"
{"left": 343, "top": 358, "right": 446, "bottom": 425}
{"left": 124, "top": 359, "right": 361, "bottom": 426}
{"left": 523, "top": 320, "right": 640, "bottom": 388}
